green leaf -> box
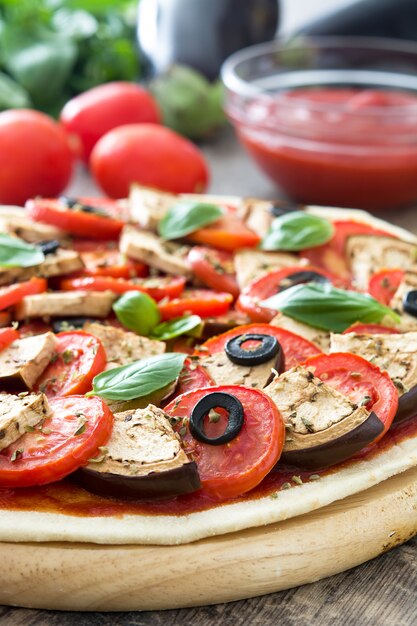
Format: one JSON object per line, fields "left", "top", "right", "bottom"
{"left": 158, "top": 202, "right": 224, "bottom": 241}
{"left": 1, "top": 26, "right": 77, "bottom": 104}
{"left": 51, "top": 9, "right": 98, "bottom": 40}
{"left": 0, "top": 71, "right": 32, "bottom": 110}
{"left": 88, "top": 353, "right": 186, "bottom": 401}
{"left": 261, "top": 283, "right": 400, "bottom": 332}
{"left": 151, "top": 315, "right": 202, "bottom": 341}
{"left": 113, "top": 291, "right": 160, "bottom": 335}
{"left": 0, "top": 234, "right": 44, "bottom": 268}
{"left": 260, "top": 211, "right": 334, "bottom": 251}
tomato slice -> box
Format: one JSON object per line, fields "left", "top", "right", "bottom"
{"left": 158, "top": 290, "right": 233, "bottom": 320}
{"left": 0, "top": 327, "right": 20, "bottom": 351}
{"left": 59, "top": 275, "right": 186, "bottom": 302}
{"left": 195, "top": 323, "right": 321, "bottom": 370}
{"left": 0, "top": 312, "right": 11, "bottom": 328}
{"left": 173, "top": 358, "right": 214, "bottom": 398}
{"left": 188, "top": 214, "right": 260, "bottom": 251}
{"left": 303, "top": 220, "right": 395, "bottom": 280}
{"left": 165, "top": 385, "right": 284, "bottom": 499}
{"left": 26, "top": 197, "right": 126, "bottom": 240}
{"left": 187, "top": 246, "right": 239, "bottom": 298}
{"left": 72, "top": 240, "right": 148, "bottom": 279}
{"left": 36, "top": 331, "right": 106, "bottom": 397}
{"left": 343, "top": 323, "right": 400, "bottom": 335}
{"left": 237, "top": 265, "right": 337, "bottom": 322}
{"left": 0, "top": 277, "right": 47, "bottom": 311}
{"left": 0, "top": 395, "right": 113, "bottom": 487}
{"left": 368, "top": 269, "right": 405, "bottom": 306}
{"left": 303, "top": 352, "right": 398, "bottom": 440}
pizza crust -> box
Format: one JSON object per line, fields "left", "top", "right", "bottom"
{"left": 1, "top": 203, "right": 416, "bottom": 546}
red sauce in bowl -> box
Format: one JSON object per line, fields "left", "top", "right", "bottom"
{"left": 231, "top": 87, "right": 417, "bottom": 210}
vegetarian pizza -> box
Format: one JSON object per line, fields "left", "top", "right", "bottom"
{"left": 0, "top": 188, "right": 416, "bottom": 546}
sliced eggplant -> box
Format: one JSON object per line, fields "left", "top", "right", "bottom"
{"left": 270, "top": 313, "right": 330, "bottom": 351}
{"left": 395, "top": 385, "right": 417, "bottom": 424}
{"left": 0, "top": 333, "right": 57, "bottom": 391}
{"left": 264, "top": 366, "right": 383, "bottom": 469}
{"left": 200, "top": 311, "right": 251, "bottom": 340}
{"left": 76, "top": 405, "right": 201, "bottom": 500}
{"left": 234, "top": 249, "right": 301, "bottom": 290}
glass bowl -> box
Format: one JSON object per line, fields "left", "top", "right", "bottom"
{"left": 221, "top": 37, "right": 417, "bottom": 210}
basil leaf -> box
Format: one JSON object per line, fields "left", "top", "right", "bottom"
{"left": 260, "top": 211, "right": 334, "bottom": 251}
{"left": 158, "top": 202, "right": 224, "bottom": 240}
{"left": 113, "top": 291, "right": 160, "bottom": 335}
{"left": 151, "top": 315, "right": 202, "bottom": 341}
{"left": 0, "top": 71, "right": 32, "bottom": 110}
{"left": 88, "top": 353, "right": 186, "bottom": 401}
{"left": 261, "top": 283, "right": 400, "bottom": 332}
{"left": 0, "top": 234, "right": 45, "bottom": 268}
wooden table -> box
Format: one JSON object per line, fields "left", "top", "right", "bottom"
{"left": 1, "top": 129, "right": 416, "bottom": 626}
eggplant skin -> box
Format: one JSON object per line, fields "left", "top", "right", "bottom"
{"left": 281, "top": 411, "right": 384, "bottom": 471}
{"left": 75, "top": 462, "right": 201, "bottom": 501}
{"left": 394, "top": 385, "right": 417, "bottom": 425}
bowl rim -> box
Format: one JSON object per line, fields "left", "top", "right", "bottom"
{"left": 221, "top": 35, "right": 417, "bottom": 112}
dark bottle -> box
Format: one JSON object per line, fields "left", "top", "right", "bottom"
{"left": 137, "top": 0, "right": 279, "bottom": 80}
{"left": 298, "top": 0, "right": 417, "bottom": 42}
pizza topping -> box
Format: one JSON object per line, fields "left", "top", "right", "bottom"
{"left": 403, "top": 290, "right": 417, "bottom": 318}
{"left": 0, "top": 392, "right": 51, "bottom": 451}
{"left": 0, "top": 247, "right": 84, "bottom": 287}
{"left": 262, "top": 283, "right": 400, "bottom": 332}
{"left": 264, "top": 366, "right": 383, "bottom": 469}
{"left": 129, "top": 185, "right": 177, "bottom": 231}
{"left": 270, "top": 314, "right": 330, "bottom": 352}
{"left": 158, "top": 201, "right": 224, "bottom": 240}
{"left": 234, "top": 248, "right": 301, "bottom": 289}
{"left": 260, "top": 211, "right": 334, "bottom": 252}
{"left": 189, "top": 391, "right": 244, "bottom": 445}
{"left": 15, "top": 291, "right": 117, "bottom": 320}
{"left": 224, "top": 333, "right": 282, "bottom": 367}
{"left": 0, "top": 332, "right": 57, "bottom": 391}
{"left": 76, "top": 405, "right": 201, "bottom": 500}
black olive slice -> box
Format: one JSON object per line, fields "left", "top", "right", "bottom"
{"left": 225, "top": 333, "right": 281, "bottom": 366}
{"left": 190, "top": 392, "right": 244, "bottom": 446}
{"left": 269, "top": 202, "right": 300, "bottom": 217}
{"left": 37, "top": 239, "right": 60, "bottom": 255}
{"left": 52, "top": 317, "right": 96, "bottom": 333}
{"left": 59, "top": 196, "right": 108, "bottom": 217}
{"left": 403, "top": 290, "right": 417, "bottom": 318}
{"left": 278, "top": 270, "right": 330, "bottom": 292}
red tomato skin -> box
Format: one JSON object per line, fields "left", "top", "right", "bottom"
{"left": 187, "top": 247, "right": 240, "bottom": 298}
{"left": 0, "top": 327, "right": 20, "bottom": 351}
{"left": 90, "top": 124, "right": 209, "bottom": 197}
{"left": 172, "top": 358, "right": 214, "bottom": 398}
{"left": 26, "top": 198, "right": 125, "bottom": 240}
{"left": 188, "top": 215, "right": 260, "bottom": 251}
{"left": 368, "top": 269, "right": 405, "bottom": 306}
{"left": 36, "top": 331, "right": 106, "bottom": 397}
{"left": 303, "top": 352, "right": 398, "bottom": 440}
{"left": 165, "top": 385, "right": 285, "bottom": 499}
{"left": 60, "top": 275, "right": 185, "bottom": 302}
{"left": 0, "top": 395, "right": 113, "bottom": 487}
{"left": 343, "top": 323, "right": 400, "bottom": 335}
{"left": 60, "top": 82, "right": 161, "bottom": 162}
{"left": 158, "top": 290, "right": 233, "bottom": 320}
{"left": 196, "top": 323, "right": 321, "bottom": 370}
{"left": 0, "top": 110, "right": 73, "bottom": 205}
{"left": 0, "top": 278, "right": 47, "bottom": 311}
{"left": 72, "top": 240, "right": 148, "bottom": 279}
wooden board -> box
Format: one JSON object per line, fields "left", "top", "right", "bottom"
{"left": 0, "top": 466, "right": 416, "bottom": 612}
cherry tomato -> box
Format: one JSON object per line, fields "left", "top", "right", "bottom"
{"left": 0, "top": 327, "right": 20, "bottom": 351}
{"left": 303, "top": 220, "right": 395, "bottom": 280}
{"left": 90, "top": 124, "right": 209, "bottom": 197}
{"left": 0, "top": 278, "right": 47, "bottom": 311}
{"left": 195, "top": 323, "right": 321, "bottom": 370}
{"left": 72, "top": 240, "right": 148, "bottom": 279}
{"left": 36, "top": 331, "right": 106, "bottom": 398}
{"left": 165, "top": 385, "right": 284, "bottom": 499}
{"left": 188, "top": 214, "right": 259, "bottom": 251}
{"left": 0, "top": 110, "right": 73, "bottom": 205}
{"left": 60, "top": 275, "right": 186, "bottom": 302}
{"left": 368, "top": 269, "right": 405, "bottom": 306}
{"left": 303, "top": 352, "right": 398, "bottom": 440}
{"left": 0, "top": 395, "right": 113, "bottom": 487}
{"left": 237, "top": 265, "right": 337, "bottom": 323}
{"left": 187, "top": 246, "right": 239, "bottom": 298}
{"left": 158, "top": 290, "right": 233, "bottom": 320}
{"left": 60, "top": 82, "right": 161, "bottom": 162}
{"left": 343, "top": 323, "right": 400, "bottom": 335}
{"left": 26, "top": 197, "right": 126, "bottom": 240}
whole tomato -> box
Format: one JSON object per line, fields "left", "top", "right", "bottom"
{"left": 0, "top": 110, "right": 73, "bottom": 205}
{"left": 60, "top": 82, "right": 161, "bottom": 162}
{"left": 90, "top": 124, "right": 209, "bottom": 197}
